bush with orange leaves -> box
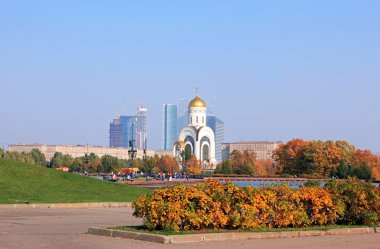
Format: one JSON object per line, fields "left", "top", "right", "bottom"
{"left": 132, "top": 179, "right": 378, "bottom": 231}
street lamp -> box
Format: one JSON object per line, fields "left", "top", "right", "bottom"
{"left": 128, "top": 120, "right": 137, "bottom": 169}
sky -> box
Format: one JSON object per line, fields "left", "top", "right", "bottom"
{"left": 0, "top": 1, "right": 379, "bottom": 152}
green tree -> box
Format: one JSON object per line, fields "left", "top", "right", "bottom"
{"left": 70, "top": 158, "right": 83, "bottom": 172}
{"left": 51, "top": 152, "right": 64, "bottom": 168}
{"left": 30, "top": 149, "right": 46, "bottom": 166}
{"left": 215, "top": 160, "right": 233, "bottom": 174}
{"left": 100, "top": 155, "right": 119, "bottom": 173}
{"left": 352, "top": 165, "right": 372, "bottom": 180}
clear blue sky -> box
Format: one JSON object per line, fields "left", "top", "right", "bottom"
{"left": 1, "top": 1, "right": 379, "bottom": 152}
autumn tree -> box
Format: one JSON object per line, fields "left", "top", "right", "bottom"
{"left": 143, "top": 155, "right": 159, "bottom": 175}
{"left": 186, "top": 155, "right": 202, "bottom": 174}
{"left": 158, "top": 156, "right": 179, "bottom": 173}
{"left": 273, "top": 139, "right": 310, "bottom": 175}
{"left": 353, "top": 150, "right": 380, "bottom": 180}
{"left": 275, "top": 139, "right": 378, "bottom": 179}
{"left": 256, "top": 160, "right": 274, "bottom": 176}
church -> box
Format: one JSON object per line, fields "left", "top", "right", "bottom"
{"left": 173, "top": 91, "right": 217, "bottom": 170}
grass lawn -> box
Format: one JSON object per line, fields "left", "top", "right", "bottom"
{"left": 0, "top": 158, "right": 151, "bottom": 204}
{"left": 112, "top": 224, "right": 378, "bottom": 236}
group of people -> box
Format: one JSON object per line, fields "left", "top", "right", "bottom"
{"left": 157, "top": 172, "right": 190, "bottom": 181}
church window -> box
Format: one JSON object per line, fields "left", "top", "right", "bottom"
{"left": 191, "top": 117, "right": 193, "bottom": 123}
{"left": 202, "top": 117, "right": 204, "bottom": 123}
{"left": 196, "top": 116, "right": 199, "bottom": 123}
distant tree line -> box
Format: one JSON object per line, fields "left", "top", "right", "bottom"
{"left": 273, "top": 139, "right": 380, "bottom": 180}
{"left": 1, "top": 149, "right": 47, "bottom": 166}
{"left": 0, "top": 148, "right": 203, "bottom": 175}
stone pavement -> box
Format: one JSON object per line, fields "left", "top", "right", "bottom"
{"left": 0, "top": 207, "right": 379, "bottom": 249}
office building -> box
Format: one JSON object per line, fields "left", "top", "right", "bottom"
{"left": 109, "top": 105, "right": 148, "bottom": 149}
{"left": 162, "top": 104, "right": 178, "bottom": 150}
{"left": 177, "top": 99, "right": 188, "bottom": 136}
{"left": 207, "top": 116, "right": 224, "bottom": 163}
{"left": 109, "top": 116, "right": 123, "bottom": 148}
{"left": 135, "top": 106, "right": 148, "bottom": 149}
{"left": 222, "top": 141, "right": 283, "bottom": 161}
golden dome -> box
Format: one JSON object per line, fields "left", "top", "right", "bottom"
{"left": 189, "top": 94, "right": 206, "bottom": 108}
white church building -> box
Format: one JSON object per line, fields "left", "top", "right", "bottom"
{"left": 173, "top": 91, "right": 217, "bottom": 170}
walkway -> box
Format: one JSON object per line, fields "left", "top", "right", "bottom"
{"left": 0, "top": 207, "right": 379, "bottom": 249}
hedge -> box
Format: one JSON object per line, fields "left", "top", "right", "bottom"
{"left": 132, "top": 178, "right": 380, "bottom": 231}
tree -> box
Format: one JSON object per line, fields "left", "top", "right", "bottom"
{"left": 143, "top": 155, "right": 159, "bottom": 176}
{"left": 30, "top": 149, "right": 46, "bottom": 166}
{"left": 256, "top": 160, "right": 274, "bottom": 176}
{"left": 0, "top": 148, "right": 4, "bottom": 158}
{"left": 51, "top": 152, "right": 64, "bottom": 168}
{"left": 100, "top": 155, "right": 119, "bottom": 173}
{"left": 273, "top": 139, "right": 310, "bottom": 175}
{"left": 353, "top": 150, "right": 379, "bottom": 180}
{"left": 215, "top": 160, "right": 233, "bottom": 174}
{"left": 158, "top": 156, "right": 179, "bottom": 173}
{"left": 186, "top": 156, "right": 202, "bottom": 174}
{"left": 70, "top": 158, "right": 83, "bottom": 172}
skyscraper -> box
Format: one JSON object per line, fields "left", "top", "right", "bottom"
{"left": 109, "top": 116, "right": 123, "bottom": 147}
{"left": 119, "top": 115, "right": 137, "bottom": 148}
{"left": 162, "top": 104, "right": 178, "bottom": 150}
{"left": 177, "top": 99, "right": 188, "bottom": 136}
{"left": 109, "top": 105, "right": 148, "bottom": 149}
{"left": 207, "top": 115, "right": 224, "bottom": 163}
{"left": 135, "top": 105, "right": 148, "bottom": 149}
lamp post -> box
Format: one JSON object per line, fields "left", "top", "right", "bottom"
{"left": 128, "top": 120, "right": 137, "bottom": 175}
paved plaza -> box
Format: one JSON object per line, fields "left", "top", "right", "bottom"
{"left": 0, "top": 207, "right": 379, "bottom": 249}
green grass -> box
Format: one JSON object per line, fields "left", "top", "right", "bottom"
{"left": 112, "top": 224, "right": 378, "bottom": 236}
{"left": 0, "top": 158, "right": 151, "bottom": 204}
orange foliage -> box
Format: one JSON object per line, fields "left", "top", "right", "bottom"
{"left": 131, "top": 179, "right": 378, "bottom": 232}
{"left": 186, "top": 156, "right": 202, "bottom": 174}
{"left": 354, "top": 150, "right": 380, "bottom": 180}
{"left": 158, "top": 156, "right": 179, "bottom": 173}
{"left": 255, "top": 160, "right": 274, "bottom": 176}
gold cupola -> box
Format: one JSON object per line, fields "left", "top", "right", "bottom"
{"left": 188, "top": 89, "right": 206, "bottom": 108}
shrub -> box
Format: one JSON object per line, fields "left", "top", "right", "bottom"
{"left": 133, "top": 179, "right": 380, "bottom": 231}
{"left": 325, "top": 178, "right": 380, "bottom": 225}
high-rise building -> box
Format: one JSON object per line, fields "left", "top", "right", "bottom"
{"left": 135, "top": 105, "right": 148, "bottom": 149}
{"left": 207, "top": 116, "right": 224, "bottom": 163}
{"left": 109, "top": 116, "right": 123, "bottom": 147}
{"left": 109, "top": 105, "right": 148, "bottom": 149}
{"left": 119, "top": 115, "right": 137, "bottom": 148}
{"left": 177, "top": 99, "right": 188, "bottom": 136}
{"left": 162, "top": 104, "right": 177, "bottom": 150}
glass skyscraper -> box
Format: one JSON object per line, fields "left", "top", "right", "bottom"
{"left": 162, "top": 104, "right": 178, "bottom": 150}
{"left": 119, "top": 115, "right": 137, "bottom": 148}
{"left": 177, "top": 99, "right": 188, "bottom": 136}
{"left": 110, "top": 115, "right": 137, "bottom": 148}
{"left": 135, "top": 106, "right": 148, "bottom": 149}
{"left": 207, "top": 116, "right": 224, "bottom": 163}
{"left": 109, "top": 105, "right": 148, "bottom": 149}
{"left": 109, "top": 117, "right": 123, "bottom": 148}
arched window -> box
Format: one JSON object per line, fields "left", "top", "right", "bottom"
{"left": 196, "top": 116, "right": 199, "bottom": 123}
{"left": 191, "top": 117, "right": 193, "bottom": 123}
{"left": 202, "top": 117, "right": 204, "bottom": 124}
